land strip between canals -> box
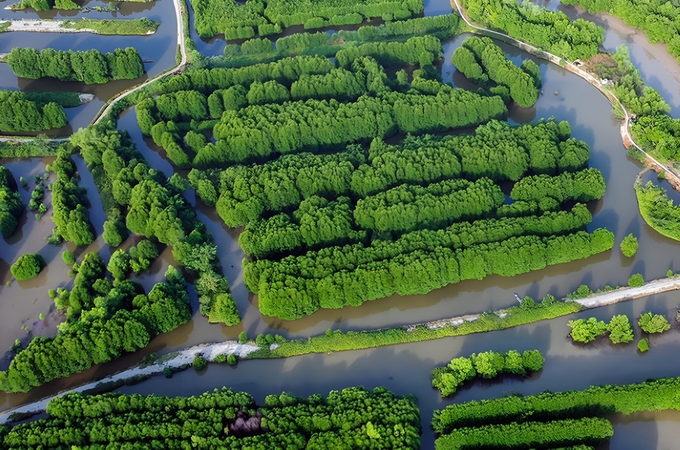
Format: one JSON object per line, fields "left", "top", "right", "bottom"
{"left": 2, "top": 275, "right": 680, "bottom": 424}
{"left": 449, "top": 0, "right": 680, "bottom": 187}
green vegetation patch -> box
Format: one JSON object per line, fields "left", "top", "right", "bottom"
{"left": 10, "top": 254, "right": 45, "bottom": 281}
{"left": 452, "top": 36, "right": 541, "bottom": 107}
{"left": 635, "top": 180, "right": 680, "bottom": 240}
{"left": 432, "top": 349, "right": 544, "bottom": 396}
{"left": 0, "top": 254, "right": 191, "bottom": 393}
{"left": 3, "top": 387, "right": 421, "bottom": 448}
{"left": 8, "top": 47, "right": 144, "bottom": 85}
{"left": 61, "top": 17, "right": 160, "bottom": 35}
{"left": 0, "top": 91, "right": 66, "bottom": 133}
{"left": 620, "top": 232, "right": 638, "bottom": 257}
{"left": 191, "top": 0, "right": 423, "bottom": 38}
{"left": 0, "top": 166, "right": 23, "bottom": 238}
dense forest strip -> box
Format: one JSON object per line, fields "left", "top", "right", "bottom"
{"left": 1, "top": 387, "right": 421, "bottom": 449}
{"left": 254, "top": 229, "right": 614, "bottom": 319}
{"left": 435, "top": 417, "right": 613, "bottom": 450}
{"left": 0, "top": 166, "right": 23, "bottom": 238}
{"left": 50, "top": 150, "right": 94, "bottom": 246}
{"left": 191, "top": 0, "right": 423, "bottom": 38}
{"left": 432, "top": 375, "right": 680, "bottom": 433}
{"left": 452, "top": 36, "right": 541, "bottom": 107}
{"left": 8, "top": 47, "right": 144, "bottom": 84}
{"left": 217, "top": 14, "right": 463, "bottom": 67}
{"left": 0, "top": 91, "right": 66, "bottom": 133}
{"left": 193, "top": 119, "right": 580, "bottom": 227}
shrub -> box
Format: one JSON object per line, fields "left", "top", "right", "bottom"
{"left": 227, "top": 353, "right": 237, "bottom": 365}
{"left": 238, "top": 331, "right": 248, "bottom": 344}
{"left": 638, "top": 312, "right": 671, "bottom": 334}
{"left": 568, "top": 317, "right": 608, "bottom": 343}
{"left": 213, "top": 354, "right": 227, "bottom": 363}
{"left": 192, "top": 355, "right": 207, "bottom": 370}
{"left": 620, "top": 233, "right": 638, "bottom": 257}
{"left": 637, "top": 338, "right": 650, "bottom": 353}
{"left": 163, "top": 367, "right": 173, "bottom": 378}
{"left": 608, "top": 314, "right": 634, "bottom": 344}
{"left": 62, "top": 250, "right": 75, "bottom": 265}
{"left": 10, "top": 254, "right": 45, "bottom": 281}
{"left": 628, "top": 273, "right": 644, "bottom": 287}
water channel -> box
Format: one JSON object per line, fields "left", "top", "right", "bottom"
{"left": 1, "top": 0, "right": 680, "bottom": 447}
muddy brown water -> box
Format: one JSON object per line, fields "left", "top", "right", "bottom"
{"left": 2, "top": 0, "right": 680, "bottom": 447}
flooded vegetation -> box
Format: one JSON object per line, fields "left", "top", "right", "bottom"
{"left": 2, "top": 0, "right": 680, "bottom": 447}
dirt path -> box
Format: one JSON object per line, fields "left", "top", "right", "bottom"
{"left": 0, "top": 340, "right": 258, "bottom": 425}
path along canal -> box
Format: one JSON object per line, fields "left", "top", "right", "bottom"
{"left": 2, "top": 0, "right": 680, "bottom": 447}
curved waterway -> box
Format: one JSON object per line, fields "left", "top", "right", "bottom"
{"left": 3, "top": 0, "right": 680, "bottom": 447}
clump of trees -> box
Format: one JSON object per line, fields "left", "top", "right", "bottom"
{"left": 0, "top": 91, "right": 67, "bottom": 133}
{"left": 8, "top": 47, "right": 144, "bottom": 84}
{"left": 0, "top": 166, "right": 23, "bottom": 238}
{"left": 3, "top": 386, "right": 421, "bottom": 448}
{"left": 638, "top": 311, "right": 671, "bottom": 334}
{"left": 10, "top": 254, "right": 45, "bottom": 281}
{"left": 70, "top": 122, "right": 241, "bottom": 325}
{"left": 0, "top": 254, "right": 191, "bottom": 393}
{"left": 14, "top": 0, "right": 77, "bottom": 11}
{"left": 461, "top": 0, "right": 605, "bottom": 60}
{"left": 569, "top": 314, "right": 640, "bottom": 344}
{"left": 49, "top": 149, "right": 94, "bottom": 246}
{"left": 635, "top": 181, "right": 680, "bottom": 241}
{"left": 620, "top": 232, "right": 638, "bottom": 257}
{"left": 191, "top": 0, "right": 422, "bottom": 37}
{"left": 432, "top": 349, "right": 543, "bottom": 396}
{"left": 452, "top": 36, "right": 541, "bottom": 107}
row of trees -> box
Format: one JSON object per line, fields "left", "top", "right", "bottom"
{"left": 191, "top": 0, "right": 421, "bottom": 37}
{"left": 190, "top": 119, "right": 579, "bottom": 227}
{"left": 0, "top": 166, "right": 23, "bottom": 238}
{"left": 435, "top": 417, "right": 613, "bottom": 449}
{"left": 453, "top": 36, "right": 540, "bottom": 107}
{"left": 3, "top": 386, "right": 421, "bottom": 448}
{"left": 252, "top": 229, "right": 614, "bottom": 319}
{"left": 510, "top": 168, "right": 607, "bottom": 203}
{"left": 0, "top": 254, "right": 191, "bottom": 393}
{"left": 432, "top": 375, "right": 680, "bottom": 433}
{"left": 634, "top": 181, "right": 680, "bottom": 240}
{"left": 335, "top": 35, "right": 442, "bottom": 68}
{"left": 204, "top": 89, "right": 505, "bottom": 166}
{"left": 8, "top": 47, "right": 144, "bottom": 84}
{"left": 431, "top": 350, "right": 544, "bottom": 396}
{"left": 353, "top": 178, "right": 505, "bottom": 233}
{"left": 569, "top": 311, "right": 671, "bottom": 344}
{"left": 461, "top": 0, "right": 605, "bottom": 61}
{"left": 239, "top": 196, "right": 364, "bottom": 258}
{"left": 245, "top": 204, "right": 594, "bottom": 291}
{"left": 50, "top": 149, "right": 95, "bottom": 246}
{"left": 70, "top": 122, "right": 241, "bottom": 325}
{"left": 0, "top": 90, "right": 67, "bottom": 133}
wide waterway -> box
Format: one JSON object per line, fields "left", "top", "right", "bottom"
{"left": 2, "top": 0, "right": 680, "bottom": 447}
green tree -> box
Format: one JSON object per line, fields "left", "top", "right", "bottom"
{"left": 628, "top": 273, "right": 644, "bottom": 287}
{"left": 62, "top": 250, "right": 75, "bottom": 265}
{"left": 638, "top": 312, "right": 671, "bottom": 334}
{"left": 608, "top": 314, "right": 634, "bottom": 344}
{"left": 620, "top": 233, "right": 638, "bottom": 257}
{"left": 10, "top": 254, "right": 45, "bottom": 281}
{"left": 193, "top": 355, "right": 207, "bottom": 370}
{"left": 568, "top": 317, "right": 608, "bottom": 343}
